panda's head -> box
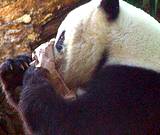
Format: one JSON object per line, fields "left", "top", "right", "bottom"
{"left": 54, "top": 0, "right": 160, "bottom": 88}
{"left": 53, "top": 0, "right": 120, "bottom": 89}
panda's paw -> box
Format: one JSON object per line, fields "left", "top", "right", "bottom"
{"left": 0, "top": 54, "right": 31, "bottom": 91}
{"left": 23, "top": 66, "right": 51, "bottom": 85}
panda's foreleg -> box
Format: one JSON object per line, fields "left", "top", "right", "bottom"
{"left": 20, "top": 66, "right": 98, "bottom": 135}
{"left": 19, "top": 67, "right": 69, "bottom": 135}
{"left": 0, "top": 55, "right": 31, "bottom": 108}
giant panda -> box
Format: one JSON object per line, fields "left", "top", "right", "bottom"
{"left": 0, "top": 0, "right": 160, "bottom": 135}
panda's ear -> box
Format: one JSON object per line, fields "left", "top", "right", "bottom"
{"left": 100, "top": 0, "right": 119, "bottom": 20}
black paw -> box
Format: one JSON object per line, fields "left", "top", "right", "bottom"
{"left": 23, "top": 66, "right": 50, "bottom": 85}
{"left": 0, "top": 54, "right": 32, "bottom": 90}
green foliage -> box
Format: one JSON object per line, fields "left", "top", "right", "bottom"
{"left": 125, "top": 0, "right": 160, "bottom": 17}
{"left": 149, "top": 0, "right": 159, "bottom": 17}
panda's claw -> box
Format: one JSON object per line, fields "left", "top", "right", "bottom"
{"left": 0, "top": 54, "right": 31, "bottom": 93}
{"left": 15, "top": 55, "right": 32, "bottom": 65}
{"left": 24, "top": 62, "right": 29, "bottom": 68}
{"left": 20, "top": 64, "right": 25, "bottom": 71}
{"left": 10, "top": 64, "right": 13, "bottom": 71}
{"left": 14, "top": 55, "right": 32, "bottom": 71}
{"left": 0, "top": 59, "right": 14, "bottom": 74}
{"left": 0, "top": 54, "right": 31, "bottom": 78}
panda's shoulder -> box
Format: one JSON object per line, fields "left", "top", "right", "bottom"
{"left": 89, "top": 65, "right": 160, "bottom": 93}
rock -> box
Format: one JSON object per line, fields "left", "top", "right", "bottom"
{"left": 0, "top": 0, "right": 89, "bottom": 63}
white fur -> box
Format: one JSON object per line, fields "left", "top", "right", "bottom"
{"left": 108, "top": 0, "right": 160, "bottom": 72}
{"left": 54, "top": 0, "right": 160, "bottom": 88}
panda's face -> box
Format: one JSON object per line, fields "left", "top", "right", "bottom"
{"left": 53, "top": 0, "right": 120, "bottom": 88}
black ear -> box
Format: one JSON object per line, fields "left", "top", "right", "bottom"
{"left": 100, "top": 0, "right": 119, "bottom": 20}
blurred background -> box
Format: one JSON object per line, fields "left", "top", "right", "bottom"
{"left": 0, "top": 0, "right": 160, "bottom": 134}
{"left": 126, "top": 0, "right": 160, "bottom": 18}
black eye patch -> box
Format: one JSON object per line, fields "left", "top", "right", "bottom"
{"left": 55, "top": 31, "right": 65, "bottom": 52}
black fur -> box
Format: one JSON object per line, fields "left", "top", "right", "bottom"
{"left": 100, "top": 0, "right": 119, "bottom": 20}
{"left": 1, "top": 56, "right": 160, "bottom": 135}
{"left": 0, "top": 55, "right": 31, "bottom": 107}
{"left": 55, "top": 31, "right": 65, "bottom": 53}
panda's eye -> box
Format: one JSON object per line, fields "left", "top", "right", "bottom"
{"left": 55, "top": 31, "right": 65, "bottom": 53}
